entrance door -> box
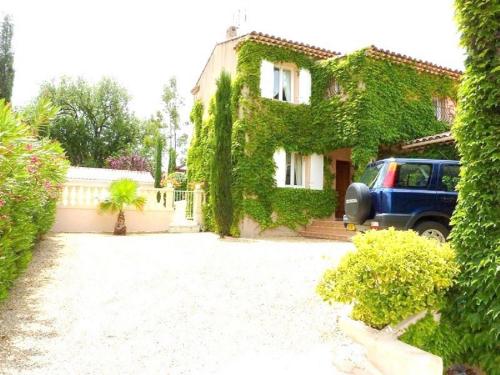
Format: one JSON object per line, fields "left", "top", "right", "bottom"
{"left": 335, "top": 160, "right": 351, "bottom": 218}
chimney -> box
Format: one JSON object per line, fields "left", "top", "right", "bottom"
{"left": 226, "top": 26, "right": 238, "bottom": 39}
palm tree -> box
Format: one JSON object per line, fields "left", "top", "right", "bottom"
{"left": 99, "top": 179, "right": 146, "bottom": 235}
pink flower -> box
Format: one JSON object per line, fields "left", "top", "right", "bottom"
{"left": 0, "top": 199, "right": 5, "bottom": 208}
{"left": 26, "top": 144, "right": 33, "bottom": 151}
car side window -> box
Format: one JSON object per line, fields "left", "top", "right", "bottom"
{"left": 440, "top": 165, "right": 460, "bottom": 192}
{"left": 395, "top": 163, "right": 432, "bottom": 188}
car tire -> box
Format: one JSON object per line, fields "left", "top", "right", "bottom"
{"left": 345, "top": 183, "right": 372, "bottom": 224}
{"left": 414, "top": 221, "right": 450, "bottom": 243}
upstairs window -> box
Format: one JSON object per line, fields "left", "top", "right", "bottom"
{"left": 285, "top": 152, "right": 304, "bottom": 187}
{"left": 433, "top": 97, "right": 455, "bottom": 124}
{"left": 273, "top": 67, "right": 292, "bottom": 102}
{"left": 326, "top": 78, "right": 342, "bottom": 98}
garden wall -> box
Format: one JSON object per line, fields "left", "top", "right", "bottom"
{"left": 52, "top": 183, "right": 175, "bottom": 233}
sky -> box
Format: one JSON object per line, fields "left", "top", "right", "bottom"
{"left": 2, "top": 0, "right": 464, "bottom": 122}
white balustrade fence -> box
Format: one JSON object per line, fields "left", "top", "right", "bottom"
{"left": 54, "top": 182, "right": 205, "bottom": 233}
{"left": 59, "top": 183, "right": 175, "bottom": 211}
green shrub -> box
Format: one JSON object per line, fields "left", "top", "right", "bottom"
{"left": 0, "top": 99, "right": 68, "bottom": 301}
{"left": 400, "top": 313, "right": 462, "bottom": 367}
{"left": 317, "top": 228, "right": 459, "bottom": 328}
{"left": 162, "top": 172, "right": 187, "bottom": 190}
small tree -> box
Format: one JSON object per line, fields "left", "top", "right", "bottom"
{"left": 0, "top": 15, "right": 14, "bottom": 103}
{"left": 99, "top": 179, "right": 146, "bottom": 235}
{"left": 154, "top": 137, "right": 163, "bottom": 188}
{"left": 168, "top": 147, "right": 176, "bottom": 174}
{"left": 211, "top": 71, "right": 233, "bottom": 237}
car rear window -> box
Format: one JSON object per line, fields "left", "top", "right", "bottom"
{"left": 359, "top": 163, "right": 385, "bottom": 188}
{"left": 440, "top": 164, "right": 460, "bottom": 191}
{"left": 395, "top": 163, "right": 433, "bottom": 188}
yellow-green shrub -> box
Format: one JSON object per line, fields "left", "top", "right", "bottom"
{"left": 317, "top": 228, "right": 459, "bottom": 328}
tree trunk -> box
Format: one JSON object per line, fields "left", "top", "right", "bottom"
{"left": 114, "top": 210, "right": 126, "bottom": 235}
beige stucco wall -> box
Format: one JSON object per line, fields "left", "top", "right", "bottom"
{"left": 239, "top": 216, "right": 301, "bottom": 238}
{"left": 53, "top": 207, "right": 172, "bottom": 233}
{"left": 193, "top": 38, "right": 240, "bottom": 115}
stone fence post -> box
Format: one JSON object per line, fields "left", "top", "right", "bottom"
{"left": 193, "top": 184, "right": 204, "bottom": 225}
{"left": 165, "top": 183, "right": 175, "bottom": 211}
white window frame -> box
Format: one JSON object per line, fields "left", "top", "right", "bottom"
{"left": 285, "top": 152, "right": 305, "bottom": 187}
{"left": 433, "top": 97, "right": 444, "bottom": 121}
{"left": 273, "top": 66, "right": 294, "bottom": 103}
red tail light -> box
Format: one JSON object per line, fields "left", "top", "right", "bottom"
{"left": 383, "top": 162, "right": 398, "bottom": 188}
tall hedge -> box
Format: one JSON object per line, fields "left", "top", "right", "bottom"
{"left": 448, "top": 1, "right": 500, "bottom": 372}
{"left": 211, "top": 71, "right": 233, "bottom": 236}
{"left": 0, "top": 100, "right": 68, "bottom": 301}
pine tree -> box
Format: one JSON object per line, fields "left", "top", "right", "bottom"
{"left": 0, "top": 15, "right": 14, "bottom": 103}
{"left": 211, "top": 71, "right": 233, "bottom": 237}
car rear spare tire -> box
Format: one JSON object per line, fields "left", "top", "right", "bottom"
{"left": 345, "top": 183, "right": 372, "bottom": 224}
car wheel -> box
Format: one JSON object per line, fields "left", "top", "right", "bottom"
{"left": 414, "top": 221, "right": 449, "bottom": 243}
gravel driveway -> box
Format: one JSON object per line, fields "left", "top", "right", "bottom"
{"left": 0, "top": 233, "right": 369, "bottom": 374}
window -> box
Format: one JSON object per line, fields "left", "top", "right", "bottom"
{"left": 440, "top": 165, "right": 460, "bottom": 192}
{"left": 433, "top": 97, "right": 455, "bottom": 123}
{"left": 285, "top": 152, "right": 304, "bottom": 186}
{"left": 360, "top": 162, "right": 385, "bottom": 188}
{"left": 395, "top": 163, "right": 432, "bottom": 188}
{"left": 273, "top": 67, "right": 292, "bottom": 102}
{"left": 326, "top": 78, "right": 342, "bottom": 98}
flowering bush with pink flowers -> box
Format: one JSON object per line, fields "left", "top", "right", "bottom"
{"left": 105, "top": 154, "right": 151, "bottom": 172}
{"left": 0, "top": 99, "right": 68, "bottom": 301}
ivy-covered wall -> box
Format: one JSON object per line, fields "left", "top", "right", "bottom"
{"left": 187, "top": 40, "right": 459, "bottom": 235}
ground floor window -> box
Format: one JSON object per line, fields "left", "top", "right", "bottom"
{"left": 285, "top": 152, "right": 304, "bottom": 186}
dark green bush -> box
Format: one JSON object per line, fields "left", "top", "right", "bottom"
{"left": 400, "top": 313, "right": 462, "bottom": 367}
{"left": 0, "top": 100, "right": 68, "bottom": 301}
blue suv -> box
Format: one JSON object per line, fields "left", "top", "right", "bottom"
{"left": 343, "top": 158, "right": 460, "bottom": 242}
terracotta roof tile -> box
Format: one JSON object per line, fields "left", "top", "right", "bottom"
{"left": 366, "top": 46, "right": 462, "bottom": 79}
{"left": 401, "top": 131, "right": 454, "bottom": 150}
{"left": 236, "top": 31, "right": 340, "bottom": 59}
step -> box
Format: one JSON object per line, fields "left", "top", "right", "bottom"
{"left": 307, "top": 221, "right": 346, "bottom": 229}
{"left": 303, "top": 228, "right": 353, "bottom": 237}
{"left": 168, "top": 224, "right": 200, "bottom": 233}
{"left": 299, "top": 230, "right": 353, "bottom": 241}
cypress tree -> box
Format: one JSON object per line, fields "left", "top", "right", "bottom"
{"left": 212, "top": 71, "right": 233, "bottom": 237}
{"left": 446, "top": 1, "right": 499, "bottom": 372}
{"left": 154, "top": 137, "right": 163, "bottom": 188}
{"left": 168, "top": 147, "right": 177, "bottom": 174}
{"left": 0, "top": 15, "right": 14, "bottom": 103}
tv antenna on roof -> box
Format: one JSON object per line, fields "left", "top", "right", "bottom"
{"left": 233, "top": 9, "right": 248, "bottom": 32}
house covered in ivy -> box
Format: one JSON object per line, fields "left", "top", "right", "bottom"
{"left": 188, "top": 28, "right": 461, "bottom": 238}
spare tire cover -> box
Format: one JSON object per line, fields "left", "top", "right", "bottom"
{"left": 345, "top": 183, "right": 372, "bottom": 224}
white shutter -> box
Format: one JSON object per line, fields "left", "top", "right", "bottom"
{"left": 309, "top": 154, "right": 324, "bottom": 190}
{"left": 299, "top": 68, "right": 311, "bottom": 104}
{"left": 273, "top": 148, "right": 287, "bottom": 187}
{"left": 260, "top": 60, "right": 274, "bottom": 99}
